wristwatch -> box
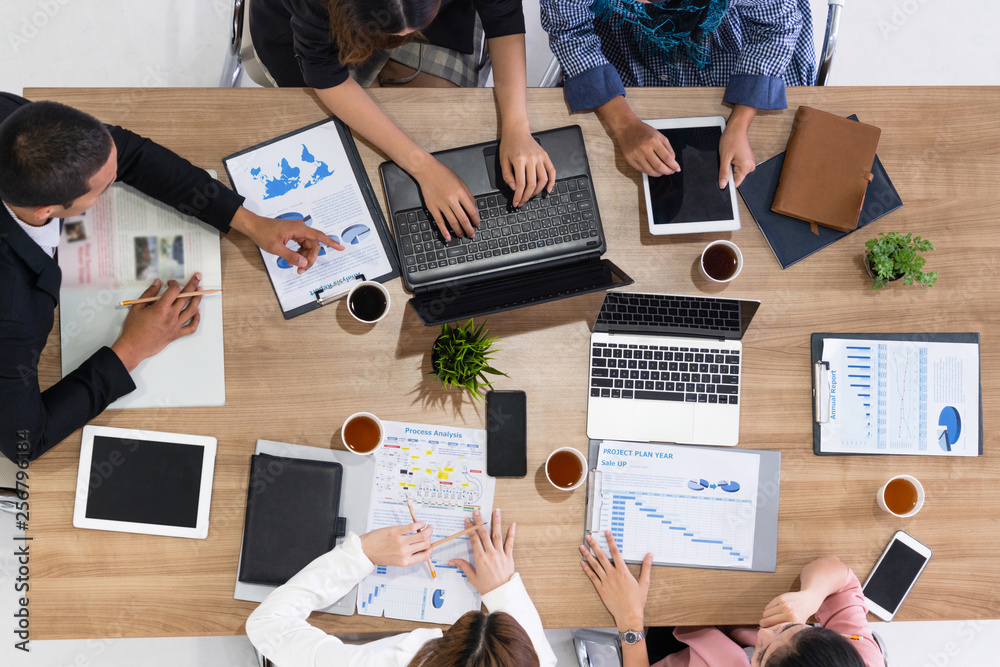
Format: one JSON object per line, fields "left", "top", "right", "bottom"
{"left": 618, "top": 628, "right": 646, "bottom": 645}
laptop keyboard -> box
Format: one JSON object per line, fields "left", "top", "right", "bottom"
{"left": 393, "top": 176, "right": 600, "bottom": 278}
{"left": 590, "top": 342, "right": 740, "bottom": 404}
{"left": 596, "top": 293, "right": 741, "bottom": 332}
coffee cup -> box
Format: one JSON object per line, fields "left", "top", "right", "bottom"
{"left": 347, "top": 281, "right": 390, "bottom": 324}
{"left": 877, "top": 474, "right": 925, "bottom": 518}
{"left": 545, "top": 447, "right": 588, "bottom": 491}
{"left": 700, "top": 240, "right": 743, "bottom": 283}
{"left": 342, "top": 412, "right": 384, "bottom": 455}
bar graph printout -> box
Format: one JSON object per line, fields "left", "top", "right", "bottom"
{"left": 819, "top": 339, "right": 979, "bottom": 456}
{"left": 592, "top": 441, "right": 760, "bottom": 569}
{"left": 359, "top": 420, "right": 495, "bottom": 623}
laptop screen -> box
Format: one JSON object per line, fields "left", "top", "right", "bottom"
{"left": 593, "top": 292, "right": 759, "bottom": 340}
{"left": 410, "top": 258, "right": 634, "bottom": 326}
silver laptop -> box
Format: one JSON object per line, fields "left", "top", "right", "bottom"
{"left": 586, "top": 291, "right": 760, "bottom": 446}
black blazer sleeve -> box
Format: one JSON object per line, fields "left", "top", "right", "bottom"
{"left": 0, "top": 328, "right": 135, "bottom": 463}
{"left": 0, "top": 224, "right": 136, "bottom": 462}
{"left": 473, "top": 0, "right": 525, "bottom": 40}
{"left": 422, "top": 0, "right": 526, "bottom": 54}
{"left": 109, "top": 124, "right": 245, "bottom": 233}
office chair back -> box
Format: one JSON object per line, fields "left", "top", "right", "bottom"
{"left": 222, "top": 0, "right": 278, "bottom": 87}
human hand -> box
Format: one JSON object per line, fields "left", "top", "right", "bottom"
{"left": 499, "top": 128, "right": 556, "bottom": 207}
{"left": 449, "top": 509, "right": 516, "bottom": 595}
{"left": 718, "top": 124, "right": 755, "bottom": 189}
{"left": 414, "top": 158, "right": 480, "bottom": 241}
{"left": 111, "top": 275, "right": 203, "bottom": 372}
{"left": 580, "top": 530, "right": 652, "bottom": 632}
{"left": 359, "top": 522, "right": 433, "bottom": 567}
{"left": 615, "top": 118, "right": 680, "bottom": 177}
{"left": 230, "top": 207, "right": 345, "bottom": 275}
{"left": 759, "top": 590, "right": 823, "bottom": 628}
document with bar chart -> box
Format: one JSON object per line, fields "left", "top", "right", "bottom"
{"left": 358, "top": 420, "right": 494, "bottom": 623}
{"left": 818, "top": 338, "right": 980, "bottom": 456}
{"left": 586, "top": 441, "right": 781, "bottom": 571}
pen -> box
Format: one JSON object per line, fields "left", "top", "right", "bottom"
{"left": 842, "top": 634, "right": 863, "bottom": 641}
{"left": 405, "top": 498, "right": 437, "bottom": 579}
{"left": 120, "top": 289, "right": 221, "bottom": 307}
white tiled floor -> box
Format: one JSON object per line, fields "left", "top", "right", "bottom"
{"left": 2, "top": 1, "right": 1000, "bottom": 665}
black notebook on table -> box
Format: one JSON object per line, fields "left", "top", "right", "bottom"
{"left": 238, "top": 454, "right": 347, "bottom": 586}
{"left": 738, "top": 115, "right": 903, "bottom": 269}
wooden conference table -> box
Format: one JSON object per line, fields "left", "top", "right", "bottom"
{"left": 25, "top": 86, "right": 1000, "bottom": 640}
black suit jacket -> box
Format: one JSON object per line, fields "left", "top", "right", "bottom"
{"left": 0, "top": 92, "right": 244, "bottom": 462}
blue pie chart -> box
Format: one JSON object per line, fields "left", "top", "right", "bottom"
{"left": 687, "top": 479, "right": 709, "bottom": 491}
{"left": 432, "top": 589, "right": 446, "bottom": 609}
{"left": 938, "top": 406, "right": 961, "bottom": 451}
{"left": 718, "top": 480, "right": 740, "bottom": 493}
{"left": 342, "top": 223, "right": 371, "bottom": 245}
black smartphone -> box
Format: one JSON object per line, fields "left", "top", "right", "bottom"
{"left": 485, "top": 390, "right": 527, "bottom": 478}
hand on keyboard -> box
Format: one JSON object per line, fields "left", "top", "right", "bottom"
{"left": 413, "top": 158, "right": 480, "bottom": 241}
{"left": 498, "top": 128, "right": 557, "bottom": 207}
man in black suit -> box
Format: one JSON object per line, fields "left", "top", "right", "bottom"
{"left": 0, "top": 93, "right": 344, "bottom": 462}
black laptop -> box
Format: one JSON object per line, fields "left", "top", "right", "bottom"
{"left": 379, "top": 126, "right": 633, "bottom": 325}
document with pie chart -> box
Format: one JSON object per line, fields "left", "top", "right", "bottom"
{"left": 587, "top": 441, "right": 780, "bottom": 571}
{"left": 224, "top": 118, "right": 399, "bottom": 318}
{"left": 819, "top": 338, "right": 980, "bottom": 456}
{"left": 357, "top": 420, "right": 494, "bottom": 623}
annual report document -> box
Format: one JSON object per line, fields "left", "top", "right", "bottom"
{"left": 819, "top": 339, "right": 980, "bottom": 455}
{"left": 590, "top": 441, "right": 759, "bottom": 570}
{"left": 224, "top": 120, "right": 394, "bottom": 314}
{"left": 58, "top": 181, "right": 224, "bottom": 408}
{"left": 359, "top": 420, "right": 494, "bottom": 624}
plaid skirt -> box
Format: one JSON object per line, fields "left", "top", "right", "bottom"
{"left": 349, "top": 17, "right": 486, "bottom": 88}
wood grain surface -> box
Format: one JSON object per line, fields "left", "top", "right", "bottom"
{"left": 22, "top": 86, "right": 1000, "bottom": 639}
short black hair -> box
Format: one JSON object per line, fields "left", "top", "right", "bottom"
{"left": 766, "top": 626, "right": 866, "bottom": 667}
{"left": 0, "top": 101, "right": 113, "bottom": 209}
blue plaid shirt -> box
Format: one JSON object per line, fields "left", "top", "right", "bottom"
{"left": 541, "top": 0, "right": 817, "bottom": 113}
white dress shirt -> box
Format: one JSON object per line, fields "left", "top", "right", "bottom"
{"left": 245, "top": 532, "right": 558, "bottom": 667}
{"left": 2, "top": 200, "right": 59, "bottom": 258}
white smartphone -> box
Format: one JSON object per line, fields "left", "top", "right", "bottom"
{"left": 862, "top": 530, "right": 932, "bottom": 621}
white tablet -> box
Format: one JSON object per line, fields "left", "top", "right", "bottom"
{"left": 642, "top": 116, "right": 741, "bottom": 235}
{"left": 74, "top": 425, "right": 217, "bottom": 539}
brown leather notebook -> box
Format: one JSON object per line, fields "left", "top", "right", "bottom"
{"left": 771, "top": 107, "right": 881, "bottom": 233}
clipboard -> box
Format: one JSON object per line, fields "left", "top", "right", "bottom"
{"left": 584, "top": 440, "right": 781, "bottom": 573}
{"left": 223, "top": 117, "right": 400, "bottom": 319}
{"left": 811, "top": 333, "right": 983, "bottom": 455}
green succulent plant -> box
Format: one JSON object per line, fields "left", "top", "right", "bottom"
{"left": 430, "top": 319, "right": 507, "bottom": 402}
{"left": 864, "top": 232, "right": 937, "bottom": 290}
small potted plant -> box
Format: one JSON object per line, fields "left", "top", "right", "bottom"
{"left": 430, "top": 319, "right": 507, "bottom": 402}
{"left": 864, "top": 232, "right": 937, "bottom": 290}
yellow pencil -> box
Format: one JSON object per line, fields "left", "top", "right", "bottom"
{"left": 842, "top": 634, "right": 863, "bottom": 641}
{"left": 406, "top": 498, "right": 437, "bottom": 579}
{"left": 120, "top": 289, "right": 221, "bottom": 307}
{"left": 430, "top": 522, "right": 489, "bottom": 549}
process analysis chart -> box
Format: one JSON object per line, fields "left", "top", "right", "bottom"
{"left": 359, "top": 420, "right": 495, "bottom": 624}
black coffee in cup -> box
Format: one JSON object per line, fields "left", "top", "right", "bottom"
{"left": 348, "top": 284, "right": 388, "bottom": 322}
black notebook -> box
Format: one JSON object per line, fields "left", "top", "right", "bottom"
{"left": 238, "top": 454, "right": 347, "bottom": 586}
{"left": 738, "top": 115, "right": 903, "bottom": 269}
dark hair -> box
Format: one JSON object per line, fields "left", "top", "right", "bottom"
{"left": 0, "top": 101, "right": 112, "bottom": 209}
{"left": 326, "top": 0, "right": 442, "bottom": 64}
{"left": 406, "top": 611, "right": 540, "bottom": 667}
{"left": 766, "top": 626, "right": 866, "bottom": 667}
